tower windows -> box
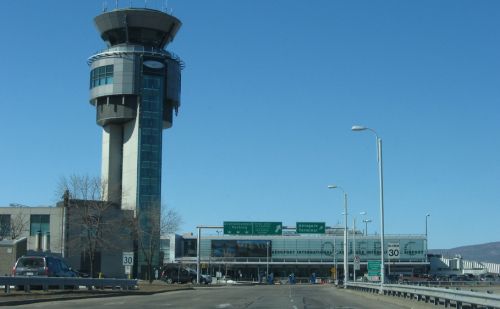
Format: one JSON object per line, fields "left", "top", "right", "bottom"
{"left": 90, "top": 65, "right": 114, "bottom": 88}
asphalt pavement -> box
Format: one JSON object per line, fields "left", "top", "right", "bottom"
{"left": 12, "top": 284, "right": 441, "bottom": 309}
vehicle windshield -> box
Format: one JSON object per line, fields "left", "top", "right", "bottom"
{"left": 18, "top": 257, "right": 44, "bottom": 268}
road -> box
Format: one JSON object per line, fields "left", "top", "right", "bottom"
{"left": 20, "top": 284, "right": 437, "bottom": 309}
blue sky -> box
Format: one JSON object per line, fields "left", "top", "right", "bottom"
{"left": 0, "top": 0, "right": 499, "bottom": 249}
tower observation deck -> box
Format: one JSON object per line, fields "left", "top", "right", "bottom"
{"left": 88, "top": 8, "right": 183, "bottom": 277}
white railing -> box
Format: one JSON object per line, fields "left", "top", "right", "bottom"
{"left": 346, "top": 282, "right": 500, "bottom": 309}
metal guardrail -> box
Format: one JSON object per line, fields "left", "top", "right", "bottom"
{"left": 346, "top": 282, "right": 500, "bottom": 309}
{"left": 0, "top": 276, "right": 138, "bottom": 293}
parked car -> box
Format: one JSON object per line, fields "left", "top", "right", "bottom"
{"left": 201, "top": 274, "right": 212, "bottom": 284}
{"left": 12, "top": 254, "right": 78, "bottom": 278}
{"left": 161, "top": 266, "right": 211, "bottom": 284}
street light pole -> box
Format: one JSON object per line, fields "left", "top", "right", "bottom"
{"left": 266, "top": 241, "right": 270, "bottom": 279}
{"left": 333, "top": 236, "right": 337, "bottom": 280}
{"left": 353, "top": 217, "right": 356, "bottom": 282}
{"left": 196, "top": 227, "right": 201, "bottom": 284}
{"left": 352, "top": 125, "right": 386, "bottom": 290}
{"left": 328, "top": 185, "right": 348, "bottom": 288}
{"left": 425, "top": 214, "right": 430, "bottom": 264}
{"left": 363, "top": 219, "right": 372, "bottom": 236}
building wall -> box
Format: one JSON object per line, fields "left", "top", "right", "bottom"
{"left": 194, "top": 235, "right": 426, "bottom": 262}
{"left": 430, "top": 255, "right": 500, "bottom": 275}
{"left": 0, "top": 238, "right": 27, "bottom": 276}
{"left": 0, "top": 203, "right": 135, "bottom": 278}
{"left": 0, "top": 206, "right": 63, "bottom": 253}
{"left": 63, "top": 200, "right": 134, "bottom": 278}
{"left": 166, "top": 233, "right": 427, "bottom": 280}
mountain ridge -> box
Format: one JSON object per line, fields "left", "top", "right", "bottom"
{"left": 430, "top": 241, "right": 500, "bottom": 264}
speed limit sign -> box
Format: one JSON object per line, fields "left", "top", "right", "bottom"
{"left": 123, "top": 252, "right": 134, "bottom": 266}
{"left": 387, "top": 243, "right": 400, "bottom": 259}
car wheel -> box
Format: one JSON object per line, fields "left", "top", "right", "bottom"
{"left": 166, "top": 278, "right": 173, "bottom": 284}
{"left": 192, "top": 278, "right": 197, "bottom": 284}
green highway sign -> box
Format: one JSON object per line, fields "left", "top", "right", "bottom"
{"left": 296, "top": 222, "right": 325, "bottom": 234}
{"left": 223, "top": 221, "right": 282, "bottom": 235}
{"left": 223, "top": 222, "right": 253, "bottom": 235}
{"left": 253, "top": 222, "right": 282, "bottom": 235}
{"left": 367, "top": 260, "right": 381, "bottom": 276}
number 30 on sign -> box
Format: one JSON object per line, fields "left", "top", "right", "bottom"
{"left": 123, "top": 252, "right": 134, "bottom": 266}
{"left": 387, "top": 243, "right": 400, "bottom": 259}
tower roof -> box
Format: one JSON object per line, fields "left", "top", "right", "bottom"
{"left": 94, "top": 8, "right": 182, "bottom": 49}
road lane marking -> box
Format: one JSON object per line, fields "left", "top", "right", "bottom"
{"left": 216, "top": 304, "right": 232, "bottom": 308}
{"left": 103, "top": 301, "right": 126, "bottom": 305}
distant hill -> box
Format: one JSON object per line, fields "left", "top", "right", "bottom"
{"left": 430, "top": 241, "right": 500, "bottom": 264}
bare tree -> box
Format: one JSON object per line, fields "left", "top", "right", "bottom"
{"left": 162, "top": 207, "right": 183, "bottom": 235}
{"left": 9, "top": 209, "right": 29, "bottom": 240}
{"left": 0, "top": 204, "right": 29, "bottom": 240}
{"left": 126, "top": 204, "right": 182, "bottom": 282}
{"left": 57, "top": 174, "right": 124, "bottom": 277}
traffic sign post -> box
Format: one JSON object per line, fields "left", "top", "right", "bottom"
{"left": 367, "top": 260, "right": 381, "bottom": 277}
{"left": 123, "top": 252, "right": 134, "bottom": 265}
{"left": 387, "top": 243, "right": 400, "bottom": 260}
{"left": 296, "top": 222, "right": 325, "bottom": 234}
{"left": 387, "top": 243, "right": 400, "bottom": 279}
{"left": 123, "top": 251, "right": 134, "bottom": 279}
{"left": 354, "top": 255, "right": 360, "bottom": 271}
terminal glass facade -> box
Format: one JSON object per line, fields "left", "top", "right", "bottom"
{"left": 170, "top": 234, "right": 427, "bottom": 282}
{"left": 198, "top": 237, "right": 425, "bottom": 262}
{"left": 212, "top": 240, "right": 270, "bottom": 258}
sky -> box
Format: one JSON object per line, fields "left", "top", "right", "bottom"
{"left": 0, "top": 0, "right": 499, "bottom": 250}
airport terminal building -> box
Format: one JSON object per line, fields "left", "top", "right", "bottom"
{"left": 161, "top": 224, "right": 427, "bottom": 282}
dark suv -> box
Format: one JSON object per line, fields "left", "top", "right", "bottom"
{"left": 161, "top": 266, "right": 211, "bottom": 284}
{"left": 12, "top": 254, "right": 78, "bottom": 277}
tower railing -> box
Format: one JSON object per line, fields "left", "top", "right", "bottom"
{"left": 88, "top": 45, "right": 184, "bottom": 68}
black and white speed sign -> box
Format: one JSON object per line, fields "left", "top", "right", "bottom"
{"left": 123, "top": 252, "right": 134, "bottom": 266}
{"left": 387, "top": 243, "right": 400, "bottom": 259}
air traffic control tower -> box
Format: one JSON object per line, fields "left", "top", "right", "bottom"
{"left": 88, "top": 8, "right": 183, "bottom": 275}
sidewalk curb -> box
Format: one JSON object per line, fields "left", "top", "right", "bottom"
{"left": 0, "top": 287, "right": 194, "bottom": 306}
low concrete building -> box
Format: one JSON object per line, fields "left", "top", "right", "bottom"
{"left": 0, "top": 202, "right": 134, "bottom": 278}
{"left": 0, "top": 206, "right": 63, "bottom": 253}
{"left": 0, "top": 237, "right": 27, "bottom": 276}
